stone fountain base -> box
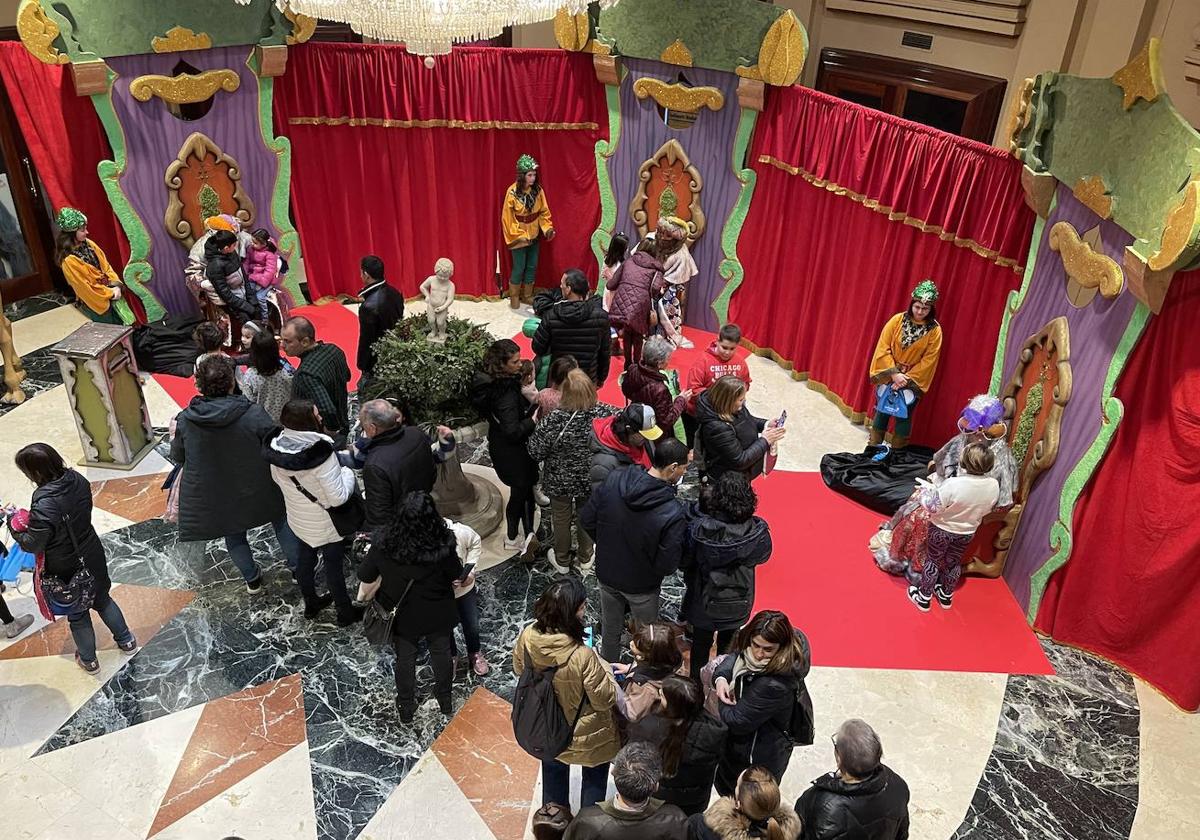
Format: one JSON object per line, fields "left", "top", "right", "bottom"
{"left": 431, "top": 421, "right": 503, "bottom": 538}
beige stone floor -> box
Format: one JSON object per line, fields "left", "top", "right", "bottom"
{"left": 2, "top": 299, "right": 1195, "bottom": 840}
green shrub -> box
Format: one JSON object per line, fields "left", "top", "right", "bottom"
{"left": 364, "top": 314, "right": 494, "bottom": 428}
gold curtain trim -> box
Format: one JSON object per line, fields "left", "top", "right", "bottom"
{"left": 738, "top": 337, "right": 870, "bottom": 426}
{"left": 288, "top": 116, "right": 599, "bottom": 131}
{"left": 757, "top": 154, "right": 1025, "bottom": 274}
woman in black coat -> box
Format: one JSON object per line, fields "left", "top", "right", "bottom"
{"left": 683, "top": 473, "right": 773, "bottom": 679}
{"left": 711, "top": 611, "right": 812, "bottom": 795}
{"left": 8, "top": 443, "right": 136, "bottom": 673}
{"left": 657, "top": 675, "right": 729, "bottom": 816}
{"left": 170, "top": 354, "right": 296, "bottom": 592}
{"left": 470, "top": 338, "right": 538, "bottom": 553}
{"left": 357, "top": 491, "right": 463, "bottom": 723}
{"left": 696, "top": 376, "right": 785, "bottom": 482}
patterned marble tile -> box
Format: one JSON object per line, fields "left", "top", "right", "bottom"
{"left": 4, "top": 291, "right": 71, "bottom": 323}
{"left": 0, "top": 348, "right": 63, "bottom": 417}
{"left": 91, "top": 472, "right": 171, "bottom": 521}
{"left": 359, "top": 750, "right": 497, "bottom": 840}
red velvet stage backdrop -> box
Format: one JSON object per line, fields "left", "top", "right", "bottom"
{"left": 0, "top": 43, "right": 129, "bottom": 268}
{"left": 273, "top": 44, "right": 605, "bottom": 300}
{"left": 731, "top": 86, "right": 1034, "bottom": 445}
{"left": 1036, "top": 270, "right": 1200, "bottom": 711}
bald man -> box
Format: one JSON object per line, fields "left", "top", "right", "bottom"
{"left": 281, "top": 316, "right": 351, "bottom": 446}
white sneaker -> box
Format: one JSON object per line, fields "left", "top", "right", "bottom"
{"left": 534, "top": 486, "right": 550, "bottom": 507}
{"left": 546, "top": 548, "right": 570, "bottom": 575}
{"left": 503, "top": 536, "right": 523, "bottom": 553}
{"left": 577, "top": 555, "right": 595, "bottom": 574}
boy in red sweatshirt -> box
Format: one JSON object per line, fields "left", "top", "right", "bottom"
{"left": 683, "top": 323, "right": 752, "bottom": 447}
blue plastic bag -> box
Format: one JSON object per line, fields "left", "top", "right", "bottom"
{"left": 875, "top": 384, "right": 915, "bottom": 420}
{"left": 0, "top": 542, "right": 36, "bottom": 584}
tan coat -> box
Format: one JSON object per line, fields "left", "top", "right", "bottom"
{"left": 513, "top": 625, "right": 620, "bottom": 767}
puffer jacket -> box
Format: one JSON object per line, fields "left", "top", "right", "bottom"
{"left": 203, "top": 236, "right": 258, "bottom": 323}
{"left": 695, "top": 393, "right": 769, "bottom": 481}
{"left": 8, "top": 469, "right": 111, "bottom": 593}
{"left": 622, "top": 362, "right": 688, "bottom": 437}
{"left": 796, "top": 766, "right": 911, "bottom": 840}
{"left": 512, "top": 624, "right": 620, "bottom": 767}
{"left": 712, "top": 631, "right": 813, "bottom": 794}
{"left": 532, "top": 295, "right": 612, "bottom": 385}
{"left": 688, "top": 795, "right": 802, "bottom": 840}
{"left": 681, "top": 509, "right": 773, "bottom": 631}
{"left": 658, "top": 714, "right": 729, "bottom": 816}
{"left": 607, "top": 250, "right": 665, "bottom": 336}
{"left": 527, "top": 403, "right": 619, "bottom": 498}
{"left": 170, "top": 394, "right": 285, "bottom": 541}
{"left": 245, "top": 246, "right": 281, "bottom": 289}
{"left": 588, "top": 415, "right": 652, "bottom": 490}
{"left": 262, "top": 428, "right": 356, "bottom": 548}
{"left": 470, "top": 370, "right": 538, "bottom": 487}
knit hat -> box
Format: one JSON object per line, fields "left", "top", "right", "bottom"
{"left": 621, "top": 403, "right": 662, "bottom": 441}
{"left": 911, "top": 279, "right": 939, "bottom": 302}
{"left": 516, "top": 154, "right": 538, "bottom": 174}
{"left": 55, "top": 207, "right": 87, "bottom": 232}
{"left": 204, "top": 215, "right": 235, "bottom": 233}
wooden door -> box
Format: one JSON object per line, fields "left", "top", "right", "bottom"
{"left": 0, "top": 84, "right": 57, "bottom": 303}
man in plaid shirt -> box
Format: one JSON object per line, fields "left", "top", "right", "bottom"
{"left": 280, "top": 316, "right": 351, "bottom": 447}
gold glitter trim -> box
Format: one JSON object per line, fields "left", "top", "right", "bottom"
{"left": 735, "top": 64, "right": 764, "bottom": 81}
{"left": 756, "top": 10, "right": 806, "bottom": 86}
{"left": 758, "top": 155, "right": 1024, "bottom": 273}
{"left": 1049, "top": 221, "right": 1123, "bottom": 299}
{"left": 1004, "top": 77, "right": 1034, "bottom": 153}
{"left": 1112, "top": 39, "right": 1164, "bottom": 110}
{"left": 632, "top": 78, "right": 724, "bottom": 113}
{"left": 659, "top": 39, "right": 693, "bottom": 67}
{"left": 151, "top": 25, "right": 212, "bottom": 54}
{"left": 1149, "top": 179, "right": 1200, "bottom": 272}
{"left": 130, "top": 69, "right": 240, "bottom": 105}
{"left": 1072, "top": 175, "right": 1112, "bottom": 220}
{"left": 554, "top": 8, "right": 591, "bottom": 52}
{"left": 17, "top": 1, "right": 68, "bottom": 65}
{"left": 284, "top": 7, "right": 317, "bottom": 45}
{"left": 287, "top": 116, "right": 599, "bottom": 131}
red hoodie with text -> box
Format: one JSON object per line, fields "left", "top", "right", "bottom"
{"left": 686, "top": 342, "right": 752, "bottom": 414}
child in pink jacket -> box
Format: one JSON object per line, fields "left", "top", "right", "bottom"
{"left": 246, "top": 228, "right": 282, "bottom": 321}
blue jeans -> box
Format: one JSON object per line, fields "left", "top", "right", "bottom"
{"left": 224, "top": 519, "right": 297, "bottom": 582}
{"left": 541, "top": 758, "right": 609, "bottom": 809}
{"left": 295, "top": 538, "right": 353, "bottom": 618}
{"left": 252, "top": 284, "right": 271, "bottom": 321}
{"left": 451, "top": 588, "right": 481, "bottom": 657}
{"left": 70, "top": 589, "right": 133, "bottom": 663}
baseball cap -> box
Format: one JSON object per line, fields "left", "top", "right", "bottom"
{"left": 623, "top": 403, "right": 662, "bottom": 441}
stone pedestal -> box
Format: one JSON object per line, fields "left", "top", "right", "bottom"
{"left": 50, "top": 323, "right": 154, "bottom": 470}
{"left": 431, "top": 423, "right": 503, "bottom": 538}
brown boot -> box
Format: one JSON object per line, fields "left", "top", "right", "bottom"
{"left": 891, "top": 435, "right": 910, "bottom": 450}
{"left": 508, "top": 284, "right": 520, "bottom": 309}
{"left": 520, "top": 283, "right": 534, "bottom": 305}
{"left": 868, "top": 427, "right": 885, "bottom": 446}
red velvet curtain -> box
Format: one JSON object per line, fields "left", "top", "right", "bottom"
{"left": 1036, "top": 271, "right": 1200, "bottom": 711}
{"left": 731, "top": 86, "right": 1034, "bottom": 445}
{"left": 0, "top": 43, "right": 128, "bottom": 266}
{"left": 274, "top": 44, "right": 605, "bottom": 300}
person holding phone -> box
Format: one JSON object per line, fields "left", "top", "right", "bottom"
{"left": 446, "top": 517, "right": 490, "bottom": 676}
{"left": 695, "top": 376, "right": 785, "bottom": 482}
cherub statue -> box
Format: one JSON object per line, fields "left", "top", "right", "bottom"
{"left": 420, "top": 257, "right": 455, "bottom": 342}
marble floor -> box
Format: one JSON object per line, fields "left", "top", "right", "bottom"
{"left": 0, "top": 297, "right": 1195, "bottom": 840}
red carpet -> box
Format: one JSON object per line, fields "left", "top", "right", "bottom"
{"left": 152, "top": 303, "right": 363, "bottom": 408}
{"left": 753, "top": 471, "right": 1053, "bottom": 674}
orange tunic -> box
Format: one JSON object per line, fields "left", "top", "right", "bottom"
{"left": 61, "top": 239, "right": 120, "bottom": 316}
{"left": 500, "top": 185, "right": 553, "bottom": 248}
{"left": 869, "top": 312, "right": 943, "bottom": 394}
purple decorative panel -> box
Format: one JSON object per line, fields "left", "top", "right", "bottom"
{"left": 1000, "top": 184, "right": 1139, "bottom": 609}
{"left": 106, "top": 46, "right": 285, "bottom": 316}
{"left": 609, "top": 58, "right": 742, "bottom": 331}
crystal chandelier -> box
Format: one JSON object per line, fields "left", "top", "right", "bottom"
{"left": 276, "top": 1, "right": 619, "bottom": 56}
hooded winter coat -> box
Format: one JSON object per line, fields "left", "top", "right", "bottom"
{"left": 527, "top": 403, "right": 619, "bottom": 498}
{"left": 532, "top": 295, "right": 613, "bottom": 385}
{"left": 512, "top": 623, "right": 620, "bottom": 767}
{"left": 8, "top": 469, "right": 110, "bottom": 593}
{"left": 681, "top": 509, "right": 773, "bottom": 631}
{"left": 622, "top": 362, "right": 689, "bottom": 438}
{"left": 245, "top": 245, "right": 281, "bottom": 289}
{"left": 588, "top": 415, "right": 652, "bottom": 490}
{"left": 608, "top": 250, "right": 665, "bottom": 336}
{"left": 565, "top": 798, "right": 689, "bottom": 840}
{"left": 695, "top": 393, "right": 769, "bottom": 481}
{"left": 170, "top": 394, "right": 285, "bottom": 542}
{"left": 203, "top": 237, "right": 258, "bottom": 323}
{"left": 470, "top": 370, "right": 538, "bottom": 487}
{"left": 712, "top": 631, "right": 813, "bottom": 794}
{"left": 688, "top": 795, "right": 802, "bottom": 840}
{"left": 658, "top": 714, "right": 729, "bottom": 816}
{"left": 357, "top": 534, "right": 461, "bottom": 637}
{"left": 795, "top": 765, "right": 911, "bottom": 840}
{"left": 580, "top": 465, "right": 687, "bottom": 595}
{"left": 262, "top": 428, "right": 357, "bottom": 548}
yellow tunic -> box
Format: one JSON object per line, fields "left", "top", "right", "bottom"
{"left": 500, "top": 185, "right": 553, "bottom": 248}
{"left": 61, "top": 239, "right": 120, "bottom": 316}
{"left": 869, "top": 312, "right": 943, "bottom": 394}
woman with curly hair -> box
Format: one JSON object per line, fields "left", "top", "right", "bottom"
{"left": 357, "top": 491, "right": 463, "bottom": 722}
{"left": 471, "top": 338, "right": 539, "bottom": 554}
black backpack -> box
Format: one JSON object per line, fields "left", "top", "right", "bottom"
{"left": 702, "top": 563, "right": 756, "bottom": 626}
{"left": 786, "top": 680, "right": 816, "bottom": 746}
{"left": 512, "top": 646, "right": 586, "bottom": 760}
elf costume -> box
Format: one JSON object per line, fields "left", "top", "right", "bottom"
{"left": 55, "top": 208, "right": 125, "bottom": 325}
{"left": 868, "top": 279, "right": 943, "bottom": 447}
{"left": 500, "top": 154, "right": 554, "bottom": 308}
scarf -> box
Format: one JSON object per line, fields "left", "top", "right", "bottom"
{"left": 731, "top": 650, "right": 769, "bottom": 686}
{"left": 899, "top": 313, "right": 935, "bottom": 349}
{"left": 71, "top": 241, "right": 101, "bottom": 270}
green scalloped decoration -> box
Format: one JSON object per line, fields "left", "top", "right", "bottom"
{"left": 1026, "top": 300, "right": 1151, "bottom": 622}
{"left": 989, "top": 202, "right": 1052, "bottom": 394}
{"left": 711, "top": 108, "right": 759, "bottom": 326}
{"left": 591, "top": 81, "right": 623, "bottom": 290}
{"left": 90, "top": 69, "right": 164, "bottom": 323}
{"left": 247, "top": 49, "right": 306, "bottom": 307}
